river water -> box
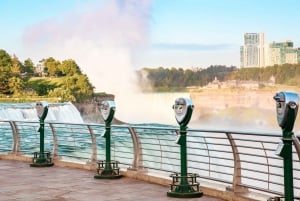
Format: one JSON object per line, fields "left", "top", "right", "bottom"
{"left": 1, "top": 92, "right": 299, "bottom": 134}
{"left": 0, "top": 102, "right": 83, "bottom": 123}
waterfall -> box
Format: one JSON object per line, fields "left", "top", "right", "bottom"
{"left": 0, "top": 102, "right": 83, "bottom": 123}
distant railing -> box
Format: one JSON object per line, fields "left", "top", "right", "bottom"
{"left": 0, "top": 120, "right": 299, "bottom": 199}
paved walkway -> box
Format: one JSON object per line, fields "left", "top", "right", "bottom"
{"left": 0, "top": 160, "right": 224, "bottom": 201}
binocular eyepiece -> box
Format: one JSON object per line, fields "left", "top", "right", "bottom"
{"left": 98, "top": 100, "right": 116, "bottom": 123}
{"left": 35, "top": 101, "right": 49, "bottom": 120}
{"left": 173, "top": 97, "right": 194, "bottom": 127}
{"left": 273, "top": 91, "right": 299, "bottom": 131}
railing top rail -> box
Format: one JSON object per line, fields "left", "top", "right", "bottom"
{"left": 0, "top": 120, "right": 290, "bottom": 136}
{"left": 187, "top": 128, "right": 282, "bottom": 136}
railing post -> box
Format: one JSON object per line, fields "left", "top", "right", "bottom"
{"left": 87, "top": 125, "right": 97, "bottom": 165}
{"left": 128, "top": 127, "right": 146, "bottom": 171}
{"left": 226, "top": 133, "right": 248, "bottom": 193}
{"left": 9, "top": 121, "right": 19, "bottom": 154}
{"left": 293, "top": 136, "right": 300, "bottom": 161}
{"left": 49, "top": 123, "right": 60, "bottom": 160}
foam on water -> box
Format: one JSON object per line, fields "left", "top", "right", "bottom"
{"left": 0, "top": 102, "right": 83, "bottom": 123}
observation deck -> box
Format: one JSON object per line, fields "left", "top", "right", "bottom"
{"left": 0, "top": 159, "right": 224, "bottom": 201}
{"left": 0, "top": 120, "right": 299, "bottom": 200}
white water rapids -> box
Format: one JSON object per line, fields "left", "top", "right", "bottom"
{"left": 0, "top": 102, "right": 83, "bottom": 123}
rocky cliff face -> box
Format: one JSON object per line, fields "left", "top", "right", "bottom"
{"left": 73, "top": 95, "right": 124, "bottom": 124}
{"left": 73, "top": 89, "right": 300, "bottom": 131}
{"left": 74, "top": 102, "right": 103, "bottom": 123}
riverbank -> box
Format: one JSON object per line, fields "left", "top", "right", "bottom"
{"left": 73, "top": 87, "right": 300, "bottom": 130}
{"left": 189, "top": 87, "right": 300, "bottom": 131}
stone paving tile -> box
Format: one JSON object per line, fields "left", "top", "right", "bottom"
{"left": 0, "top": 160, "right": 224, "bottom": 201}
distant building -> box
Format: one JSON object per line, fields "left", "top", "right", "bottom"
{"left": 203, "top": 76, "right": 275, "bottom": 90}
{"left": 240, "top": 33, "right": 265, "bottom": 68}
{"left": 267, "top": 40, "right": 299, "bottom": 66}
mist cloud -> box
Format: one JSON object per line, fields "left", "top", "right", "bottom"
{"left": 23, "top": 0, "right": 152, "bottom": 48}
{"left": 21, "top": 0, "right": 181, "bottom": 124}
{"left": 22, "top": 0, "right": 152, "bottom": 92}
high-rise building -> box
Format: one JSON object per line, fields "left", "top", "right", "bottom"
{"left": 268, "top": 40, "right": 299, "bottom": 65}
{"left": 240, "top": 33, "right": 265, "bottom": 68}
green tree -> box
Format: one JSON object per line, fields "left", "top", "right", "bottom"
{"left": 8, "top": 77, "right": 25, "bottom": 96}
{"left": 11, "top": 55, "right": 21, "bottom": 76}
{"left": 22, "top": 58, "right": 35, "bottom": 74}
{"left": 43, "top": 57, "right": 61, "bottom": 77}
{"left": 60, "top": 59, "right": 81, "bottom": 76}
{"left": 48, "top": 87, "right": 75, "bottom": 102}
{"left": 184, "top": 69, "right": 194, "bottom": 86}
{"left": 0, "top": 49, "right": 12, "bottom": 94}
{"left": 73, "top": 74, "right": 94, "bottom": 101}
{"left": 63, "top": 74, "right": 94, "bottom": 102}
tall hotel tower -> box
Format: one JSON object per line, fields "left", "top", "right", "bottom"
{"left": 240, "top": 33, "right": 265, "bottom": 68}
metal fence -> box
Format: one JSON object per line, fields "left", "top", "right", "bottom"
{"left": 0, "top": 120, "right": 299, "bottom": 198}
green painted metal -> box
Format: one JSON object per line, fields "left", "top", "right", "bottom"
{"left": 94, "top": 101, "right": 122, "bottom": 179}
{"left": 38, "top": 119, "right": 45, "bottom": 163}
{"left": 273, "top": 91, "right": 298, "bottom": 201}
{"left": 167, "top": 98, "right": 203, "bottom": 198}
{"left": 30, "top": 104, "right": 53, "bottom": 167}
{"left": 281, "top": 111, "right": 296, "bottom": 201}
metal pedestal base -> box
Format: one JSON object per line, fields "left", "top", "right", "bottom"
{"left": 94, "top": 174, "right": 123, "bottom": 179}
{"left": 30, "top": 152, "right": 54, "bottom": 168}
{"left": 94, "top": 160, "right": 122, "bottom": 179}
{"left": 167, "top": 190, "right": 203, "bottom": 198}
{"left": 30, "top": 162, "right": 54, "bottom": 167}
{"left": 167, "top": 172, "right": 203, "bottom": 198}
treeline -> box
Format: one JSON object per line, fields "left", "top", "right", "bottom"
{"left": 228, "top": 64, "right": 300, "bottom": 86}
{"left": 0, "top": 49, "right": 94, "bottom": 102}
{"left": 138, "top": 63, "right": 300, "bottom": 91}
{"left": 2, "top": 47, "right": 300, "bottom": 100}
{"left": 137, "top": 65, "right": 237, "bottom": 91}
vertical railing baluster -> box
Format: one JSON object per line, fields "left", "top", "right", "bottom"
{"left": 128, "top": 127, "right": 145, "bottom": 171}
{"left": 261, "top": 142, "right": 271, "bottom": 191}
{"left": 293, "top": 136, "right": 300, "bottom": 161}
{"left": 201, "top": 136, "right": 211, "bottom": 177}
{"left": 226, "top": 132, "right": 248, "bottom": 193}
{"left": 88, "top": 125, "right": 97, "bottom": 164}
{"left": 49, "top": 123, "right": 59, "bottom": 160}
{"left": 9, "top": 121, "right": 18, "bottom": 154}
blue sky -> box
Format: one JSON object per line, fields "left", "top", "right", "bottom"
{"left": 1, "top": 0, "right": 300, "bottom": 123}
{"left": 1, "top": 0, "right": 300, "bottom": 71}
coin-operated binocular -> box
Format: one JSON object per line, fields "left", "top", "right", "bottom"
{"left": 99, "top": 101, "right": 115, "bottom": 138}
{"left": 94, "top": 100, "right": 122, "bottom": 179}
{"left": 173, "top": 97, "right": 194, "bottom": 128}
{"left": 167, "top": 98, "right": 203, "bottom": 198}
{"left": 100, "top": 101, "right": 115, "bottom": 124}
{"left": 273, "top": 91, "right": 299, "bottom": 201}
{"left": 36, "top": 101, "right": 49, "bottom": 121}
{"left": 274, "top": 91, "right": 299, "bottom": 132}
{"left": 30, "top": 101, "right": 53, "bottom": 167}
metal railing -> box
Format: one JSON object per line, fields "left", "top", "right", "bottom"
{"left": 0, "top": 120, "right": 299, "bottom": 199}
